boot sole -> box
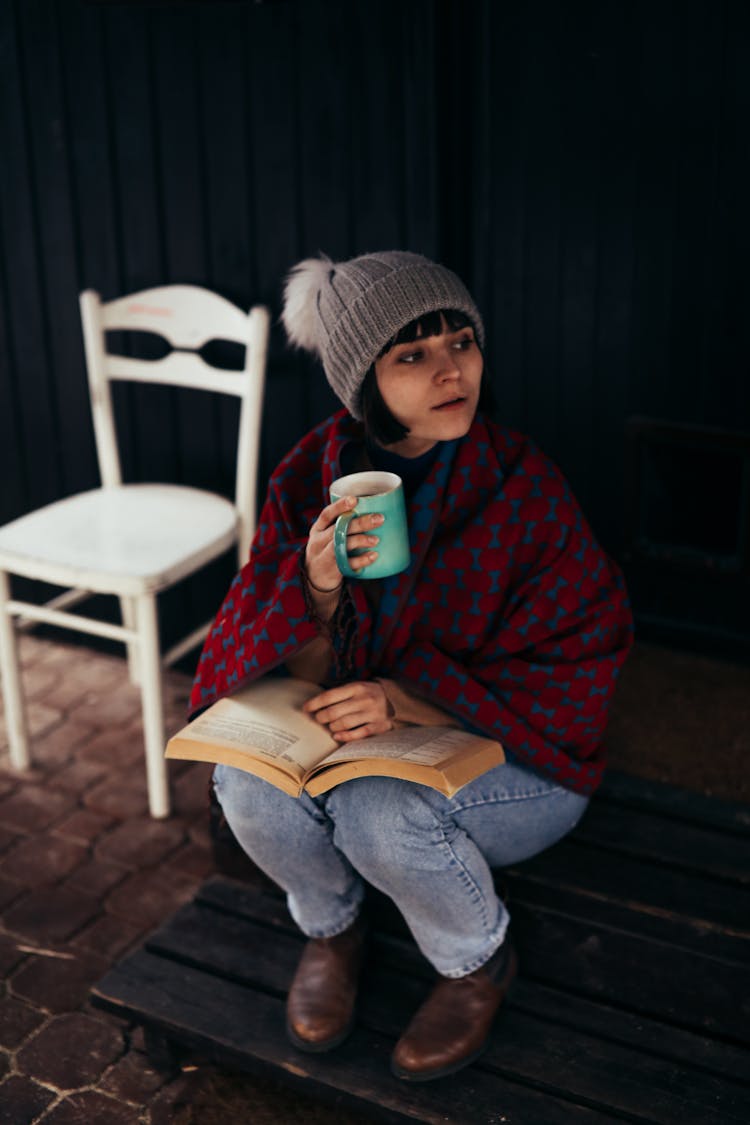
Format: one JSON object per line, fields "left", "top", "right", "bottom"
{"left": 286, "top": 1017, "right": 355, "bottom": 1054}
{"left": 391, "top": 1041, "right": 489, "bottom": 1082}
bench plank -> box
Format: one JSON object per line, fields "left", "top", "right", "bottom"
{"left": 508, "top": 890, "right": 749, "bottom": 1042}
{"left": 598, "top": 772, "right": 750, "bottom": 837}
{"left": 190, "top": 878, "right": 750, "bottom": 1080}
{"left": 509, "top": 979, "right": 750, "bottom": 1085}
{"left": 138, "top": 895, "right": 750, "bottom": 1124}
{"left": 196, "top": 869, "right": 750, "bottom": 1040}
{"left": 92, "top": 949, "right": 617, "bottom": 1125}
{"left": 513, "top": 838, "right": 750, "bottom": 933}
{"left": 572, "top": 800, "right": 750, "bottom": 885}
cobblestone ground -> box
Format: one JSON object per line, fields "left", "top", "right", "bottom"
{"left": 0, "top": 634, "right": 363, "bottom": 1124}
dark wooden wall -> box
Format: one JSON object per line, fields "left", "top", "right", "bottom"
{"left": 1, "top": 0, "right": 748, "bottom": 651}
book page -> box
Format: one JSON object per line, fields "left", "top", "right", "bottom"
{"left": 319, "top": 725, "right": 490, "bottom": 767}
{"left": 176, "top": 678, "right": 333, "bottom": 779}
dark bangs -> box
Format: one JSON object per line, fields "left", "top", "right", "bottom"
{"left": 376, "top": 308, "right": 475, "bottom": 358}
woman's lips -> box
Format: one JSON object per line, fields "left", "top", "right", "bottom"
{"left": 432, "top": 397, "right": 466, "bottom": 411}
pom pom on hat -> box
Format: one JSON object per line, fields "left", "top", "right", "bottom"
{"left": 281, "top": 255, "right": 333, "bottom": 357}
{"left": 281, "top": 250, "right": 484, "bottom": 420}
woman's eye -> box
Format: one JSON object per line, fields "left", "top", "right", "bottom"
{"left": 453, "top": 336, "right": 473, "bottom": 351}
{"left": 398, "top": 350, "right": 422, "bottom": 364}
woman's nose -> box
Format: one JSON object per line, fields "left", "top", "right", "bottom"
{"left": 435, "top": 347, "right": 461, "bottom": 378}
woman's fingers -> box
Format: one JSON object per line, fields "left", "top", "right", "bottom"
{"left": 342, "top": 516, "right": 384, "bottom": 571}
{"left": 304, "top": 681, "right": 391, "bottom": 733}
{"left": 314, "top": 495, "right": 356, "bottom": 530}
{"left": 313, "top": 698, "right": 367, "bottom": 726}
{"left": 316, "top": 494, "right": 385, "bottom": 533}
{"left": 349, "top": 513, "right": 384, "bottom": 534}
{"left": 347, "top": 548, "right": 379, "bottom": 571}
{"left": 305, "top": 683, "right": 362, "bottom": 715}
{"left": 306, "top": 502, "right": 384, "bottom": 584}
{"left": 306, "top": 499, "right": 356, "bottom": 589}
{"left": 315, "top": 499, "right": 384, "bottom": 537}
{"left": 346, "top": 530, "right": 380, "bottom": 549}
{"left": 332, "top": 720, "right": 392, "bottom": 742}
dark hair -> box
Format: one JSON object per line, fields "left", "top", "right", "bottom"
{"left": 360, "top": 308, "right": 483, "bottom": 446}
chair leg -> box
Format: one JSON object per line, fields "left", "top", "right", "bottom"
{"left": 120, "top": 596, "right": 140, "bottom": 684}
{"left": 0, "top": 570, "right": 30, "bottom": 770}
{"left": 134, "top": 593, "right": 170, "bottom": 818}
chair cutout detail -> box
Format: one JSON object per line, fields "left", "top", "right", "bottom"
{"left": 0, "top": 285, "right": 270, "bottom": 817}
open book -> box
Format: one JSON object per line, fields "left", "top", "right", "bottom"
{"left": 166, "top": 677, "right": 505, "bottom": 798}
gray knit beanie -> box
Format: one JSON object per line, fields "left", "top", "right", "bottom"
{"left": 281, "top": 250, "right": 484, "bottom": 419}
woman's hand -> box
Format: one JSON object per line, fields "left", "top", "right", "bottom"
{"left": 304, "top": 496, "right": 384, "bottom": 591}
{"left": 304, "top": 680, "right": 394, "bottom": 741}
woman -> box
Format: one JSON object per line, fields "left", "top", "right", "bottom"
{"left": 192, "top": 251, "right": 633, "bottom": 1081}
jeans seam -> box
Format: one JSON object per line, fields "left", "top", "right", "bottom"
{"left": 434, "top": 822, "right": 493, "bottom": 931}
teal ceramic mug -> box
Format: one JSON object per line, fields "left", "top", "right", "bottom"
{"left": 329, "top": 470, "right": 410, "bottom": 580}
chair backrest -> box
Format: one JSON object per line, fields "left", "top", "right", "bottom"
{"left": 79, "top": 285, "right": 270, "bottom": 564}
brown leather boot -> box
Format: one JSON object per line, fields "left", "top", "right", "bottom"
{"left": 286, "top": 915, "right": 367, "bottom": 1052}
{"left": 391, "top": 936, "right": 518, "bottom": 1081}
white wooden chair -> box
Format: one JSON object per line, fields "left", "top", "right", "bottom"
{"left": 0, "top": 285, "right": 270, "bottom": 818}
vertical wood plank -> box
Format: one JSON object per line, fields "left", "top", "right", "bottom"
{"left": 402, "top": 1, "right": 439, "bottom": 256}
{"left": 149, "top": 3, "right": 233, "bottom": 644}
{"left": 103, "top": 8, "right": 165, "bottom": 290}
{"left": 195, "top": 1, "right": 251, "bottom": 501}
{"left": 0, "top": 0, "right": 29, "bottom": 520}
{"left": 555, "top": 0, "right": 605, "bottom": 517}
{"left": 628, "top": 0, "right": 680, "bottom": 425}
{"left": 16, "top": 0, "right": 95, "bottom": 497}
{"left": 477, "top": 0, "right": 527, "bottom": 431}
{"left": 349, "top": 0, "right": 407, "bottom": 251}
{"left": 434, "top": 0, "right": 471, "bottom": 271}
{"left": 245, "top": 0, "right": 301, "bottom": 308}
{"left": 245, "top": 0, "right": 321, "bottom": 478}
{"left": 144, "top": 4, "right": 207, "bottom": 488}
{"left": 294, "top": 0, "right": 357, "bottom": 429}
{"left": 0, "top": 227, "right": 28, "bottom": 521}
{"left": 708, "top": 0, "right": 750, "bottom": 431}
{"left": 295, "top": 0, "right": 354, "bottom": 260}
{"left": 588, "top": 0, "right": 641, "bottom": 554}
{"left": 100, "top": 3, "right": 167, "bottom": 484}
{"left": 666, "top": 0, "right": 725, "bottom": 427}
{"left": 58, "top": 2, "right": 121, "bottom": 298}
{"left": 517, "top": 0, "right": 564, "bottom": 455}
{"left": 0, "top": 0, "right": 63, "bottom": 513}
{"left": 177, "top": 1, "right": 252, "bottom": 623}
{"left": 196, "top": 2, "right": 252, "bottom": 303}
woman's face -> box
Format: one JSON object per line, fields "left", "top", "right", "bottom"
{"left": 374, "top": 316, "right": 483, "bottom": 457}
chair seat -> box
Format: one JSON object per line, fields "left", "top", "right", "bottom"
{"left": 0, "top": 485, "right": 239, "bottom": 596}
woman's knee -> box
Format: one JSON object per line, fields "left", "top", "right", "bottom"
{"left": 214, "top": 763, "right": 268, "bottom": 812}
{"left": 327, "top": 777, "right": 443, "bottom": 867}
{"left": 212, "top": 764, "right": 306, "bottom": 841}
{"left": 454, "top": 786, "right": 589, "bottom": 868}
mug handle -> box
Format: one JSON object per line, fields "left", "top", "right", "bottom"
{"left": 333, "top": 511, "right": 359, "bottom": 578}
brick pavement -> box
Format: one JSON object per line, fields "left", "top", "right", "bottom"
{"left": 0, "top": 634, "right": 222, "bottom": 1124}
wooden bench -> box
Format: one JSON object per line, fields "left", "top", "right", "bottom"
{"left": 91, "top": 770, "right": 750, "bottom": 1123}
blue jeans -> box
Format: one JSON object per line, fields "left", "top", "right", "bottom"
{"left": 213, "top": 757, "right": 588, "bottom": 978}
